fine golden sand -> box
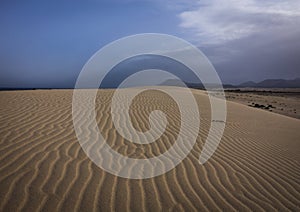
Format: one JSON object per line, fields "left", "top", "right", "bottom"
{"left": 0, "top": 88, "right": 300, "bottom": 211}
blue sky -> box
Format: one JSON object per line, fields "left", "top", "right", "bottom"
{"left": 1, "top": 0, "right": 300, "bottom": 87}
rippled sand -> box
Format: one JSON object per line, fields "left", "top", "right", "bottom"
{"left": 0, "top": 88, "right": 300, "bottom": 211}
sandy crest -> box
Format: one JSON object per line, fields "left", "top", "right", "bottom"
{"left": 0, "top": 88, "right": 299, "bottom": 211}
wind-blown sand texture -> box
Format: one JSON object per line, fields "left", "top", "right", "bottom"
{"left": 0, "top": 88, "right": 300, "bottom": 211}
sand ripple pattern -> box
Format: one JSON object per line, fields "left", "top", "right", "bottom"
{"left": 0, "top": 88, "right": 300, "bottom": 211}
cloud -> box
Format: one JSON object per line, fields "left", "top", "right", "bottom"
{"left": 210, "top": 29, "right": 300, "bottom": 83}
{"left": 179, "top": 0, "right": 300, "bottom": 44}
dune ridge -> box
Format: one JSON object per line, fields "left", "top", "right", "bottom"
{"left": 0, "top": 88, "right": 300, "bottom": 211}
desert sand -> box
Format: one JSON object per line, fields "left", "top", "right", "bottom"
{"left": 225, "top": 88, "right": 300, "bottom": 119}
{"left": 0, "top": 88, "right": 300, "bottom": 211}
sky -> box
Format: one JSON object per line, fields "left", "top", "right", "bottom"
{"left": 0, "top": 0, "right": 300, "bottom": 88}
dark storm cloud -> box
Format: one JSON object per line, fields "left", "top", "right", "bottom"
{"left": 203, "top": 26, "right": 300, "bottom": 84}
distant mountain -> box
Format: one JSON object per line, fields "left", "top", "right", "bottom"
{"left": 1, "top": 78, "right": 299, "bottom": 91}
{"left": 160, "top": 79, "right": 236, "bottom": 89}
{"left": 161, "top": 78, "right": 300, "bottom": 89}
{"left": 238, "top": 78, "right": 300, "bottom": 88}
{"left": 238, "top": 81, "right": 257, "bottom": 87}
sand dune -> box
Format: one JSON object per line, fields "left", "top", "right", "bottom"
{"left": 0, "top": 88, "right": 300, "bottom": 211}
